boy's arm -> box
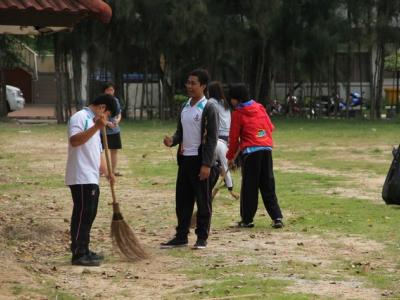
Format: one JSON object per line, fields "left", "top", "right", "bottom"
{"left": 70, "top": 115, "right": 107, "bottom": 147}
{"left": 201, "top": 103, "right": 219, "bottom": 167}
{"left": 171, "top": 104, "right": 185, "bottom": 146}
{"left": 114, "top": 113, "right": 122, "bottom": 124}
{"left": 100, "top": 153, "right": 107, "bottom": 175}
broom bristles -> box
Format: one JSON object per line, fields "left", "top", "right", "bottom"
{"left": 111, "top": 213, "right": 149, "bottom": 261}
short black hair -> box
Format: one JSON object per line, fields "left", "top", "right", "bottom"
{"left": 229, "top": 83, "right": 249, "bottom": 103}
{"left": 188, "top": 68, "right": 210, "bottom": 86}
{"left": 102, "top": 82, "right": 114, "bottom": 93}
{"left": 91, "top": 94, "right": 117, "bottom": 117}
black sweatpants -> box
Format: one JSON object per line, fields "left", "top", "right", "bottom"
{"left": 240, "top": 150, "right": 283, "bottom": 224}
{"left": 175, "top": 156, "right": 218, "bottom": 240}
{"left": 69, "top": 184, "right": 100, "bottom": 256}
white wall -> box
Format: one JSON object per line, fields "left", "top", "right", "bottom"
{"left": 124, "top": 82, "right": 161, "bottom": 118}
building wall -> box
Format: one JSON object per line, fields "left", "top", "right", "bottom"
{"left": 32, "top": 55, "right": 57, "bottom": 104}
{"left": 33, "top": 73, "right": 57, "bottom": 104}
{"left": 37, "top": 55, "right": 55, "bottom": 73}
{"left": 124, "top": 82, "right": 161, "bottom": 119}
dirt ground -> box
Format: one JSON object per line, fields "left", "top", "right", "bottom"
{"left": 0, "top": 129, "right": 397, "bottom": 300}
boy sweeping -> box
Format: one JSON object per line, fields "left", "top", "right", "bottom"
{"left": 65, "top": 94, "right": 117, "bottom": 266}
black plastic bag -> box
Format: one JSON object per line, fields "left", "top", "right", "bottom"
{"left": 382, "top": 144, "right": 400, "bottom": 205}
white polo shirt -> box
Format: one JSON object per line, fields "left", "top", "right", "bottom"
{"left": 181, "top": 97, "right": 207, "bottom": 156}
{"left": 65, "top": 107, "right": 102, "bottom": 185}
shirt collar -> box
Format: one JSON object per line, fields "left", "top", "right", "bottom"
{"left": 238, "top": 99, "right": 254, "bottom": 108}
{"left": 83, "top": 107, "right": 96, "bottom": 119}
{"left": 185, "top": 96, "right": 207, "bottom": 108}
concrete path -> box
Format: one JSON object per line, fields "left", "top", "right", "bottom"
{"left": 7, "top": 104, "right": 56, "bottom": 119}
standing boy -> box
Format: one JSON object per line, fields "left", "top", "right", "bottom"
{"left": 161, "top": 69, "right": 219, "bottom": 249}
{"left": 226, "top": 83, "right": 283, "bottom": 229}
{"left": 65, "top": 94, "right": 117, "bottom": 266}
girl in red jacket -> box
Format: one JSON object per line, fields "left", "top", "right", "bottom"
{"left": 227, "top": 83, "right": 283, "bottom": 228}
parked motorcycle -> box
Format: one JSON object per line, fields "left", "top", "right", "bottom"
{"left": 286, "top": 95, "right": 302, "bottom": 117}
{"left": 339, "top": 92, "right": 362, "bottom": 111}
{"left": 269, "top": 99, "right": 284, "bottom": 116}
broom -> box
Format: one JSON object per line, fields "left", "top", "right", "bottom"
{"left": 101, "top": 127, "right": 148, "bottom": 261}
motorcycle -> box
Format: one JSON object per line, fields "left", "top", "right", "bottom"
{"left": 339, "top": 92, "right": 362, "bottom": 111}
{"left": 269, "top": 99, "right": 284, "bottom": 116}
{"left": 286, "top": 95, "right": 302, "bottom": 117}
{"left": 310, "top": 95, "right": 337, "bottom": 118}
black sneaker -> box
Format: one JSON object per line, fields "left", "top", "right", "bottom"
{"left": 160, "top": 237, "right": 188, "bottom": 249}
{"left": 88, "top": 250, "right": 104, "bottom": 261}
{"left": 192, "top": 239, "right": 207, "bottom": 249}
{"left": 237, "top": 221, "right": 254, "bottom": 228}
{"left": 71, "top": 254, "right": 101, "bottom": 266}
{"left": 272, "top": 219, "right": 284, "bottom": 229}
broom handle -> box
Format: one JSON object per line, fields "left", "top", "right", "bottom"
{"left": 101, "top": 127, "right": 118, "bottom": 204}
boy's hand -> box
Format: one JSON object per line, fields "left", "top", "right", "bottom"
{"left": 94, "top": 114, "right": 108, "bottom": 129}
{"left": 107, "top": 121, "right": 117, "bottom": 129}
{"left": 228, "top": 160, "right": 235, "bottom": 170}
{"left": 199, "top": 165, "right": 211, "bottom": 180}
{"left": 107, "top": 173, "right": 116, "bottom": 185}
{"left": 164, "top": 136, "right": 173, "bottom": 147}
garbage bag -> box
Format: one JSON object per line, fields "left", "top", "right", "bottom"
{"left": 382, "top": 145, "right": 400, "bottom": 205}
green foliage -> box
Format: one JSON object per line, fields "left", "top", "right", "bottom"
{"left": 173, "top": 94, "right": 187, "bottom": 104}
{"left": 385, "top": 49, "right": 400, "bottom": 71}
{"left": 0, "top": 36, "right": 21, "bottom": 68}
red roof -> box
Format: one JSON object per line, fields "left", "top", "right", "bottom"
{"left": 0, "top": 0, "right": 112, "bottom": 27}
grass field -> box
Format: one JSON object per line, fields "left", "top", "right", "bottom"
{"left": 1, "top": 118, "right": 400, "bottom": 299}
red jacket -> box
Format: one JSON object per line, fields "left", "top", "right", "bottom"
{"left": 226, "top": 100, "right": 275, "bottom": 160}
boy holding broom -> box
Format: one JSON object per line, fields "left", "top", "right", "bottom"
{"left": 65, "top": 94, "right": 117, "bottom": 266}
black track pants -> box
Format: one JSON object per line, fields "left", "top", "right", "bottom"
{"left": 175, "top": 156, "right": 217, "bottom": 240}
{"left": 240, "top": 150, "right": 283, "bottom": 224}
{"left": 69, "top": 184, "right": 99, "bottom": 255}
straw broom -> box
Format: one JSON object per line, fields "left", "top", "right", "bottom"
{"left": 101, "top": 128, "right": 148, "bottom": 261}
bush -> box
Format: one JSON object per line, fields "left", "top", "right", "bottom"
{"left": 174, "top": 94, "right": 187, "bottom": 104}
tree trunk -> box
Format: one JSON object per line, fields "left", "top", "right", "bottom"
{"left": 345, "top": 42, "right": 352, "bottom": 119}
{"left": 54, "top": 35, "right": 65, "bottom": 124}
{"left": 64, "top": 53, "right": 73, "bottom": 119}
{"left": 158, "top": 78, "right": 162, "bottom": 120}
{"left": 140, "top": 79, "right": 145, "bottom": 121}
{"left": 0, "top": 69, "right": 8, "bottom": 117}
{"left": 333, "top": 52, "right": 339, "bottom": 117}
{"left": 114, "top": 62, "right": 124, "bottom": 116}
{"left": 395, "top": 45, "right": 399, "bottom": 113}
{"left": 260, "top": 44, "right": 272, "bottom": 108}
{"left": 375, "top": 43, "right": 384, "bottom": 119}
{"left": 87, "top": 47, "right": 96, "bottom": 103}
{"left": 371, "top": 43, "right": 385, "bottom": 120}
{"left": 71, "top": 46, "right": 82, "bottom": 110}
{"left": 358, "top": 42, "right": 363, "bottom": 116}
{"left": 124, "top": 82, "right": 129, "bottom": 120}
{"left": 369, "top": 45, "right": 376, "bottom": 119}
{"left": 254, "top": 39, "right": 266, "bottom": 101}
{"left": 133, "top": 82, "right": 139, "bottom": 121}
{"left": 149, "top": 79, "right": 154, "bottom": 119}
